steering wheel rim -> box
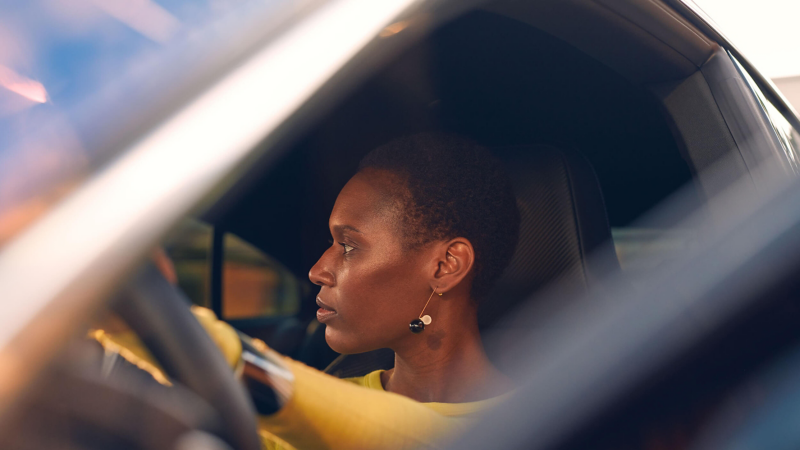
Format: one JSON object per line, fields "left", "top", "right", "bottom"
{"left": 113, "top": 263, "right": 262, "bottom": 450}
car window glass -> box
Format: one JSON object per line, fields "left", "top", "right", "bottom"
{"left": 762, "top": 99, "right": 800, "bottom": 168}
{"left": 611, "top": 227, "right": 698, "bottom": 278}
{"left": 609, "top": 55, "right": 800, "bottom": 279}
{"left": 164, "top": 218, "right": 212, "bottom": 308}
{"left": 732, "top": 55, "right": 800, "bottom": 173}
{"left": 223, "top": 232, "right": 301, "bottom": 320}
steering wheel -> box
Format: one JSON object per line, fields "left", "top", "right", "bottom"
{"left": 113, "top": 264, "right": 262, "bottom": 450}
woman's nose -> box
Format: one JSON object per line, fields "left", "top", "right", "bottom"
{"left": 309, "top": 249, "right": 335, "bottom": 287}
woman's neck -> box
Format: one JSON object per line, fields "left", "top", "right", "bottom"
{"left": 381, "top": 307, "right": 512, "bottom": 403}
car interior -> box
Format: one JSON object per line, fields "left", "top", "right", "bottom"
{"left": 8, "top": 0, "right": 800, "bottom": 449}
{"left": 182, "top": 5, "right": 712, "bottom": 371}
{"left": 156, "top": 2, "right": 800, "bottom": 447}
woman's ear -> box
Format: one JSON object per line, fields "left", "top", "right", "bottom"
{"left": 432, "top": 237, "right": 475, "bottom": 294}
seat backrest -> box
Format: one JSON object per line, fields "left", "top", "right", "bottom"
{"left": 479, "top": 144, "right": 620, "bottom": 330}
{"left": 324, "top": 144, "right": 620, "bottom": 378}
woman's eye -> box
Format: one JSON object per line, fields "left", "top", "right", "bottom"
{"left": 340, "top": 243, "right": 354, "bottom": 254}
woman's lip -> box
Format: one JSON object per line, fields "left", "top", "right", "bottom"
{"left": 316, "top": 297, "right": 336, "bottom": 312}
{"left": 316, "top": 297, "right": 337, "bottom": 323}
{"left": 316, "top": 307, "right": 337, "bottom": 323}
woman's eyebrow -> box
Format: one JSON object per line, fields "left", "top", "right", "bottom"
{"left": 332, "top": 224, "right": 362, "bottom": 234}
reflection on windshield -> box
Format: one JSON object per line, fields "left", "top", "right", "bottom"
{"left": 0, "top": 0, "right": 288, "bottom": 247}
{"left": 0, "top": 0, "right": 251, "bottom": 150}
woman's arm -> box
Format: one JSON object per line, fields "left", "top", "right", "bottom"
{"left": 257, "top": 357, "right": 466, "bottom": 450}
{"left": 93, "top": 308, "right": 468, "bottom": 449}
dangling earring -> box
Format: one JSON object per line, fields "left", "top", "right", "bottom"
{"left": 409, "top": 288, "right": 443, "bottom": 333}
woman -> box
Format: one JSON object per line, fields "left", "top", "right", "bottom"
{"left": 309, "top": 132, "right": 518, "bottom": 402}
{"left": 96, "top": 133, "right": 521, "bottom": 449}
{"left": 255, "top": 133, "right": 520, "bottom": 448}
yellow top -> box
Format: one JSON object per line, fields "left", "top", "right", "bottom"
{"left": 346, "top": 369, "right": 505, "bottom": 418}
{"left": 259, "top": 360, "right": 505, "bottom": 450}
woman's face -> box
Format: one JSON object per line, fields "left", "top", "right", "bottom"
{"left": 308, "top": 170, "right": 435, "bottom": 354}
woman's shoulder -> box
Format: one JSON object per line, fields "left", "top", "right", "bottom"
{"left": 344, "top": 369, "right": 512, "bottom": 418}
{"left": 423, "top": 393, "right": 511, "bottom": 417}
{"left": 343, "top": 369, "right": 386, "bottom": 390}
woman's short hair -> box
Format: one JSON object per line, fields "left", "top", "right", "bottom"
{"left": 359, "top": 133, "right": 520, "bottom": 302}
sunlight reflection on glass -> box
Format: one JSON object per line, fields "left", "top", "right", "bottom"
{"left": 91, "top": 0, "right": 180, "bottom": 43}
{"left": 0, "top": 0, "right": 280, "bottom": 247}
{"left": 0, "top": 65, "right": 47, "bottom": 104}
{"left": 379, "top": 20, "right": 410, "bottom": 38}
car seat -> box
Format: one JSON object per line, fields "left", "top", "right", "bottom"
{"left": 322, "top": 144, "right": 621, "bottom": 377}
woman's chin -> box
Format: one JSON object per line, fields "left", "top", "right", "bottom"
{"left": 324, "top": 326, "right": 375, "bottom": 355}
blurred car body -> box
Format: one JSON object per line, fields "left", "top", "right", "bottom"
{"left": 1, "top": 0, "right": 800, "bottom": 448}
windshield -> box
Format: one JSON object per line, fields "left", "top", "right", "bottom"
{"left": 0, "top": 0, "right": 309, "bottom": 246}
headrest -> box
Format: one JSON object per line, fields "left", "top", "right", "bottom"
{"left": 479, "top": 144, "right": 620, "bottom": 329}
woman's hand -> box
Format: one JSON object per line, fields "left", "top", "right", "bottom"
{"left": 91, "top": 246, "right": 250, "bottom": 377}
{"left": 189, "top": 305, "right": 243, "bottom": 369}
{"left": 90, "top": 306, "right": 246, "bottom": 384}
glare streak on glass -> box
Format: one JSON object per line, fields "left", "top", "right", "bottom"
{"left": 91, "top": 0, "right": 181, "bottom": 43}
{"left": 0, "top": 0, "right": 278, "bottom": 247}
{"left": 379, "top": 20, "right": 410, "bottom": 37}
{"left": 0, "top": 0, "right": 245, "bottom": 150}
{"left": 0, "top": 66, "right": 47, "bottom": 104}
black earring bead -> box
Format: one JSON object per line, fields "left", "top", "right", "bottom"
{"left": 409, "top": 318, "right": 425, "bottom": 333}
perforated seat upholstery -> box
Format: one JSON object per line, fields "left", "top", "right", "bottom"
{"left": 479, "top": 144, "right": 620, "bottom": 329}
{"left": 324, "top": 144, "right": 620, "bottom": 378}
